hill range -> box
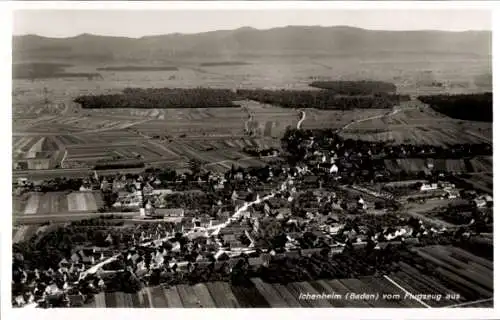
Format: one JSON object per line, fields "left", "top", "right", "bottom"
{"left": 13, "top": 26, "right": 491, "bottom": 63}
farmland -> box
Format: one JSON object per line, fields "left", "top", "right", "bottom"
{"left": 12, "top": 224, "right": 44, "bottom": 244}
{"left": 12, "top": 191, "right": 103, "bottom": 215}
{"left": 12, "top": 54, "right": 492, "bottom": 177}
{"left": 13, "top": 63, "right": 102, "bottom": 80}
{"left": 82, "top": 245, "right": 492, "bottom": 308}
{"left": 339, "top": 102, "right": 492, "bottom": 146}
{"left": 96, "top": 66, "right": 179, "bottom": 71}
{"left": 383, "top": 157, "right": 493, "bottom": 175}
{"left": 457, "top": 173, "right": 493, "bottom": 194}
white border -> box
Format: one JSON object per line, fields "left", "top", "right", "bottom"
{"left": 5, "top": 1, "right": 499, "bottom": 10}
{"left": 1, "top": 2, "right": 498, "bottom": 320}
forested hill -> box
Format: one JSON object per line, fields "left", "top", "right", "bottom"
{"left": 13, "top": 26, "right": 491, "bottom": 63}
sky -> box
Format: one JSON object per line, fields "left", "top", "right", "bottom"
{"left": 13, "top": 9, "right": 492, "bottom": 38}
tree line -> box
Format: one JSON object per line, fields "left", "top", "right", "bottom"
{"left": 309, "top": 80, "right": 397, "bottom": 95}
{"left": 237, "top": 89, "right": 408, "bottom": 110}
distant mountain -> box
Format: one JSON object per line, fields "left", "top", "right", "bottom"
{"left": 13, "top": 26, "right": 492, "bottom": 63}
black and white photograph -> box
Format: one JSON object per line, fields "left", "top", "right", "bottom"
{"left": 4, "top": 1, "right": 496, "bottom": 317}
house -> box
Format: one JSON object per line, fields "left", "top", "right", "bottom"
{"left": 142, "top": 183, "right": 154, "bottom": 195}
{"left": 301, "top": 248, "right": 323, "bottom": 257}
{"left": 156, "top": 208, "right": 185, "bottom": 223}
{"left": 17, "top": 177, "right": 29, "bottom": 186}
{"left": 445, "top": 190, "right": 460, "bottom": 199}
{"left": 328, "top": 245, "right": 345, "bottom": 256}
{"left": 426, "top": 160, "right": 434, "bottom": 170}
{"left": 223, "top": 234, "right": 237, "bottom": 243}
{"left": 420, "top": 183, "right": 438, "bottom": 191}
{"left": 151, "top": 189, "right": 173, "bottom": 195}
{"left": 474, "top": 198, "right": 487, "bottom": 208}
{"left": 439, "top": 182, "right": 456, "bottom": 190}
{"left": 248, "top": 253, "right": 271, "bottom": 267}
{"left": 71, "top": 253, "right": 80, "bottom": 263}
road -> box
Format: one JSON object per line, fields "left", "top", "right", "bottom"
{"left": 203, "top": 154, "right": 278, "bottom": 168}
{"left": 338, "top": 106, "right": 402, "bottom": 133}
{"left": 297, "top": 110, "right": 306, "bottom": 129}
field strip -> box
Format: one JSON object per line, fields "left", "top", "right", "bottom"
{"left": 444, "top": 297, "right": 493, "bottom": 308}
{"left": 81, "top": 119, "right": 152, "bottom": 134}
{"left": 145, "top": 141, "right": 180, "bottom": 158}
{"left": 204, "top": 155, "right": 277, "bottom": 168}
{"left": 67, "top": 192, "right": 88, "bottom": 211}
{"left": 21, "top": 116, "right": 58, "bottom": 129}
{"left": 13, "top": 226, "right": 30, "bottom": 243}
{"left": 13, "top": 137, "right": 30, "bottom": 151}
{"left": 15, "top": 137, "right": 34, "bottom": 152}
{"left": 23, "top": 194, "right": 40, "bottom": 215}
{"left": 465, "top": 130, "right": 492, "bottom": 143}
{"left": 25, "top": 137, "right": 46, "bottom": 158}
{"left": 383, "top": 275, "right": 432, "bottom": 308}
{"left": 85, "top": 193, "right": 98, "bottom": 211}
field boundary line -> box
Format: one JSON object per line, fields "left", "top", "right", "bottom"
{"left": 444, "top": 297, "right": 493, "bottom": 308}
{"left": 383, "top": 275, "right": 432, "bottom": 308}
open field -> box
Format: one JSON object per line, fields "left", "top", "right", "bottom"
{"left": 384, "top": 157, "right": 492, "bottom": 174}
{"left": 340, "top": 103, "right": 492, "bottom": 146}
{"left": 401, "top": 199, "right": 463, "bottom": 228}
{"left": 12, "top": 191, "right": 103, "bottom": 215}
{"left": 458, "top": 173, "right": 493, "bottom": 194}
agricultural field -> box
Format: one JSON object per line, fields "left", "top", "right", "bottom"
{"left": 12, "top": 224, "right": 43, "bottom": 244}
{"left": 402, "top": 199, "right": 462, "bottom": 228}
{"left": 12, "top": 55, "right": 491, "bottom": 175}
{"left": 409, "top": 245, "right": 493, "bottom": 305}
{"left": 383, "top": 156, "right": 492, "bottom": 175}
{"left": 458, "top": 173, "right": 493, "bottom": 194}
{"left": 340, "top": 104, "right": 492, "bottom": 146}
{"left": 301, "top": 108, "right": 388, "bottom": 130}
{"left": 12, "top": 191, "right": 103, "bottom": 215}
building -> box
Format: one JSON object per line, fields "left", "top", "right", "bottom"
{"left": 420, "top": 183, "right": 438, "bottom": 191}
{"left": 156, "top": 208, "right": 185, "bottom": 223}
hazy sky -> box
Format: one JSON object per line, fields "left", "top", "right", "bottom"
{"left": 14, "top": 10, "right": 492, "bottom": 38}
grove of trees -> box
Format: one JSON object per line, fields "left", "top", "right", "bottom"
{"left": 418, "top": 93, "right": 492, "bottom": 122}
{"left": 74, "top": 88, "right": 239, "bottom": 108}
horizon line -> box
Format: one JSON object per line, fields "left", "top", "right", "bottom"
{"left": 12, "top": 24, "right": 492, "bottom": 40}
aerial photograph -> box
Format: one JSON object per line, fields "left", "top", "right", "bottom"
{"left": 10, "top": 7, "right": 493, "bottom": 310}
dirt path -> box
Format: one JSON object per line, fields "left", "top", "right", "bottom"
{"left": 297, "top": 110, "right": 306, "bottom": 129}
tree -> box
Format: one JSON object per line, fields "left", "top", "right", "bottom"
{"left": 189, "top": 159, "right": 202, "bottom": 177}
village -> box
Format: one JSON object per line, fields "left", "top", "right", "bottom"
{"left": 12, "top": 127, "right": 493, "bottom": 308}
